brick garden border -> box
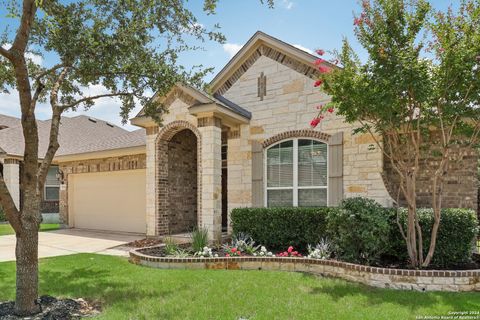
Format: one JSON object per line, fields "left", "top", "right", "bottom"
{"left": 129, "top": 247, "right": 480, "bottom": 292}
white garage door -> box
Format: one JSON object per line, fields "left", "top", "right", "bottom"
{"left": 69, "top": 169, "right": 146, "bottom": 233}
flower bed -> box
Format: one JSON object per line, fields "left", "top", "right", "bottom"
{"left": 129, "top": 247, "right": 480, "bottom": 292}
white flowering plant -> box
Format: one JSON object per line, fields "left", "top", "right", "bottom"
{"left": 195, "top": 246, "right": 214, "bottom": 258}
{"left": 307, "top": 238, "right": 333, "bottom": 260}
{"left": 253, "top": 246, "right": 273, "bottom": 257}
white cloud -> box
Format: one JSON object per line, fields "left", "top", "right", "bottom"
{"left": 281, "top": 0, "right": 294, "bottom": 10}
{"left": 293, "top": 44, "right": 314, "bottom": 55}
{"left": 1, "top": 43, "right": 43, "bottom": 66}
{"left": 223, "top": 43, "right": 243, "bottom": 58}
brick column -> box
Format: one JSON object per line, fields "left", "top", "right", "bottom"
{"left": 3, "top": 159, "right": 20, "bottom": 210}
{"left": 198, "top": 116, "right": 222, "bottom": 243}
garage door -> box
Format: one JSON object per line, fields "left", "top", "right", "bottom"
{"left": 68, "top": 169, "right": 146, "bottom": 233}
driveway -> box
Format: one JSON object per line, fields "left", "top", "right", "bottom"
{"left": 0, "top": 229, "right": 144, "bottom": 262}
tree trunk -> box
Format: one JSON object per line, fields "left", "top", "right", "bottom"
{"left": 14, "top": 229, "right": 40, "bottom": 316}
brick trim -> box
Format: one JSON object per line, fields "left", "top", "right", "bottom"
{"left": 130, "top": 249, "right": 480, "bottom": 292}
{"left": 155, "top": 120, "right": 202, "bottom": 235}
{"left": 262, "top": 130, "right": 332, "bottom": 148}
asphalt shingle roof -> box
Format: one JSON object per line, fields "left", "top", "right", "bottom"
{"left": 0, "top": 115, "right": 146, "bottom": 158}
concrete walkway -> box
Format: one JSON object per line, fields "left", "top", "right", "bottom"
{"left": 0, "top": 229, "right": 144, "bottom": 262}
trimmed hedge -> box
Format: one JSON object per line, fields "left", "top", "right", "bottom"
{"left": 230, "top": 207, "right": 337, "bottom": 251}
{"left": 231, "top": 199, "right": 479, "bottom": 268}
{"left": 391, "top": 208, "right": 479, "bottom": 268}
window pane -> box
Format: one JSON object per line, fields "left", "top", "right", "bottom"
{"left": 45, "top": 186, "right": 59, "bottom": 201}
{"left": 298, "top": 140, "right": 327, "bottom": 187}
{"left": 46, "top": 166, "right": 60, "bottom": 186}
{"left": 298, "top": 189, "right": 327, "bottom": 207}
{"left": 267, "top": 189, "right": 293, "bottom": 207}
{"left": 267, "top": 141, "right": 293, "bottom": 187}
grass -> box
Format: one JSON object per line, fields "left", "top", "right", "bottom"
{"left": 0, "top": 223, "right": 59, "bottom": 236}
{"left": 0, "top": 254, "right": 478, "bottom": 319}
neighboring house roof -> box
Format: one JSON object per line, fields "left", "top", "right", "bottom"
{"left": 0, "top": 115, "right": 145, "bottom": 159}
{"left": 0, "top": 114, "right": 21, "bottom": 129}
{"left": 209, "top": 31, "right": 336, "bottom": 95}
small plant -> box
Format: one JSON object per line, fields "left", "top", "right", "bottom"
{"left": 173, "top": 248, "right": 190, "bottom": 258}
{"left": 276, "top": 246, "right": 302, "bottom": 257}
{"left": 231, "top": 232, "right": 260, "bottom": 255}
{"left": 253, "top": 246, "right": 273, "bottom": 257}
{"left": 163, "top": 237, "right": 179, "bottom": 256}
{"left": 223, "top": 246, "right": 242, "bottom": 257}
{"left": 195, "top": 246, "right": 215, "bottom": 257}
{"left": 307, "top": 238, "right": 333, "bottom": 260}
{"left": 191, "top": 227, "right": 209, "bottom": 253}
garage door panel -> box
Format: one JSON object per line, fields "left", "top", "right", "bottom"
{"left": 69, "top": 170, "right": 146, "bottom": 233}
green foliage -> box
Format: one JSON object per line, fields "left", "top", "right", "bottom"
{"left": 190, "top": 227, "right": 209, "bottom": 253}
{"left": 327, "top": 198, "right": 392, "bottom": 265}
{"left": 391, "top": 208, "right": 479, "bottom": 268}
{"left": 163, "top": 237, "right": 179, "bottom": 256}
{"left": 230, "top": 207, "right": 335, "bottom": 251}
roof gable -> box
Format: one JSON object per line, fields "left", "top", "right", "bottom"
{"left": 210, "top": 31, "right": 334, "bottom": 95}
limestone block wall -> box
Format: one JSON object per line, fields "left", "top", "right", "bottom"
{"left": 222, "top": 55, "right": 392, "bottom": 207}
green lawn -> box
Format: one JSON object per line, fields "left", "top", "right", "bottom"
{"left": 0, "top": 254, "right": 478, "bottom": 319}
{"left": 0, "top": 223, "right": 59, "bottom": 236}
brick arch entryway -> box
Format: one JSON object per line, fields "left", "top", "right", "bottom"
{"left": 156, "top": 121, "right": 202, "bottom": 235}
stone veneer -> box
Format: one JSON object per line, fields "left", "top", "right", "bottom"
{"left": 58, "top": 154, "right": 146, "bottom": 225}
{"left": 222, "top": 55, "right": 393, "bottom": 208}
{"left": 130, "top": 249, "right": 480, "bottom": 292}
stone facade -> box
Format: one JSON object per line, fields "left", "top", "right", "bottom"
{"left": 130, "top": 249, "right": 480, "bottom": 292}
{"left": 58, "top": 154, "right": 146, "bottom": 225}
{"left": 222, "top": 55, "right": 393, "bottom": 207}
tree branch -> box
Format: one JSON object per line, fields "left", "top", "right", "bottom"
{"left": 11, "top": 0, "right": 37, "bottom": 54}
{"left": 59, "top": 92, "right": 132, "bottom": 110}
{"left": 0, "top": 46, "right": 13, "bottom": 60}
{"left": 0, "top": 173, "right": 22, "bottom": 233}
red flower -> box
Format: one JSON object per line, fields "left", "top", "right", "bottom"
{"left": 314, "top": 79, "right": 323, "bottom": 87}
{"left": 226, "top": 254, "right": 230, "bottom": 257}
{"left": 231, "top": 247, "right": 237, "bottom": 253}
{"left": 310, "top": 118, "right": 320, "bottom": 128}
{"left": 327, "top": 108, "right": 334, "bottom": 113}
{"left": 354, "top": 17, "right": 362, "bottom": 26}
{"left": 292, "top": 251, "right": 298, "bottom": 255}
{"left": 319, "top": 66, "right": 331, "bottom": 73}
{"left": 287, "top": 246, "right": 293, "bottom": 253}
{"left": 316, "top": 49, "right": 325, "bottom": 56}
{"left": 314, "top": 58, "right": 324, "bottom": 66}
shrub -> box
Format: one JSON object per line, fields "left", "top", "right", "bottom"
{"left": 163, "top": 237, "right": 179, "bottom": 256}
{"left": 327, "top": 197, "right": 391, "bottom": 265}
{"left": 230, "top": 207, "right": 335, "bottom": 251}
{"left": 391, "top": 208, "right": 479, "bottom": 268}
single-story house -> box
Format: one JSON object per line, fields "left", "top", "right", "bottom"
{"left": 1, "top": 31, "right": 477, "bottom": 240}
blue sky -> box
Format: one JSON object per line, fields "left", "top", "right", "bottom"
{"left": 0, "top": 0, "right": 457, "bottom": 130}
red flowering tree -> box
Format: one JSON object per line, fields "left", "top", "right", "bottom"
{"left": 312, "top": 0, "right": 480, "bottom": 268}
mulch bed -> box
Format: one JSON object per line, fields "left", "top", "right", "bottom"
{"left": 125, "top": 238, "right": 163, "bottom": 248}
{"left": 0, "top": 296, "right": 101, "bottom": 320}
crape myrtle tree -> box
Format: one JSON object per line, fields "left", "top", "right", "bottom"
{"left": 311, "top": 0, "right": 480, "bottom": 268}
{"left": 0, "top": 0, "right": 272, "bottom": 315}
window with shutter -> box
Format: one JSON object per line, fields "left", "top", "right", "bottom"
{"left": 265, "top": 139, "right": 328, "bottom": 207}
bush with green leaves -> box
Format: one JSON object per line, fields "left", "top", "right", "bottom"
{"left": 327, "top": 197, "right": 391, "bottom": 265}
{"left": 230, "top": 207, "right": 335, "bottom": 251}
{"left": 391, "top": 208, "right": 478, "bottom": 268}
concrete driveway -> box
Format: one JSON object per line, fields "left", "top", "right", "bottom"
{"left": 0, "top": 229, "right": 144, "bottom": 262}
